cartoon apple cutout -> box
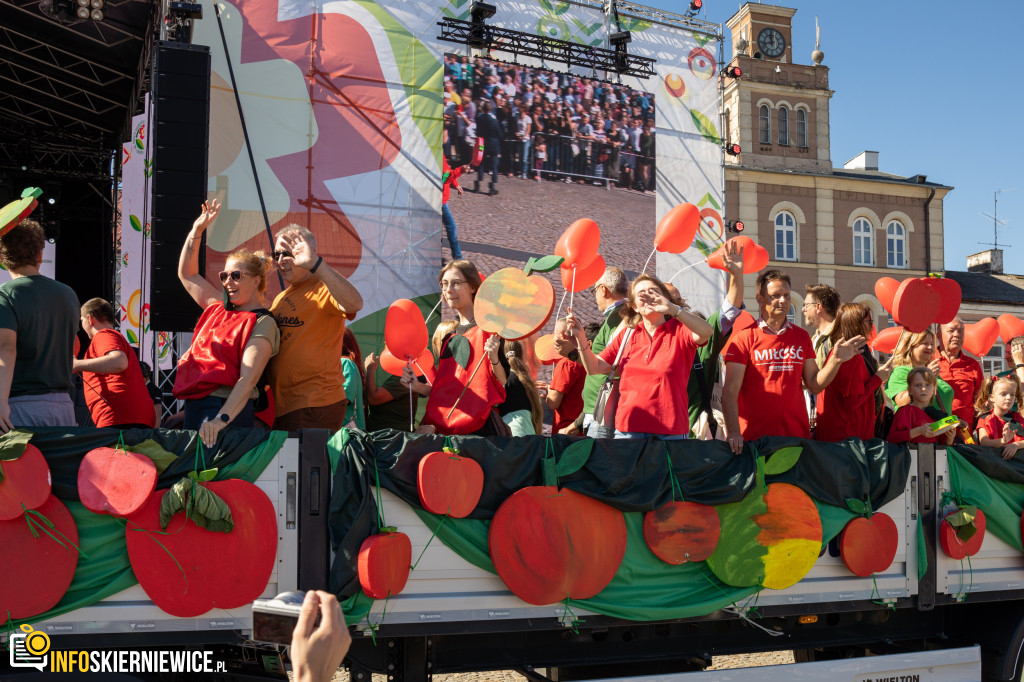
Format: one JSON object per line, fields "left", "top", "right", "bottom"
{"left": 838, "top": 497, "right": 899, "bottom": 577}
{"left": 707, "top": 447, "right": 823, "bottom": 590}
{"left": 0, "top": 440, "right": 51, "bottom": 520}
{"left": 940, "top": 505, "right": 986, "bottom": 560}
{"left": 0, "top": 494, "right": 80, "bottom": 624}
{"left": 126, "top": 477, "right": 277, "bottom": 617}
{"left": 643, "top": 500, "right": 721, "bottom": 564}
{"left": 77, "top": 446, "right": 157, "bottom": 516}
{"left": 358, "top": 529, "right": 412, "bottom": 599}
{"left": 489, "top": 440, "right": 627, "bottom": 605}
{"left": 475, "top": 266, "right": 557, "bottom": 342}
{"left": 417, "top": 446, "right": 484, "bottom": 518}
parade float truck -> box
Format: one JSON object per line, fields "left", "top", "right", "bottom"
{"left": 3, "top": 428, "right": 1023, "bottom": 681}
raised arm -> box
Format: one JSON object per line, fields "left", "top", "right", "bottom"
{"left": 178, "top": 199, "right": 223, "bottom": 310}
{"left": 280, "top": 230, "right": 363, "bottom": 316}
{"left": 803, "top": 336, "right": 867, "bottom": 394}
{"left": 566, "top": 308, "right": 614, "bottom": 376}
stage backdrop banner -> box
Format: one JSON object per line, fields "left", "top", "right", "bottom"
{"left": 191, "top": 0, "right": 723, "bottom": 348}
{"left": 120, "top": 95, "right": 171, "bottom": 370}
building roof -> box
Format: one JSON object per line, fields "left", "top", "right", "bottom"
{"left": 830, "top": 169, "right": 952, "bottom": 189}
{"left": 945, "top": 270, "right": 1024, "bottom": 306}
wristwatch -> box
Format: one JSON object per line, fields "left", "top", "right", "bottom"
{"left": 216, "top": 413, "right": 230, "bottom": 424}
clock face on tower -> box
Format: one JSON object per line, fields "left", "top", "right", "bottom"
{"left": 757, "top": 28, "right": 786, "bottom": 58}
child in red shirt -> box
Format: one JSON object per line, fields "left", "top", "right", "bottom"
{"left": 888, "top": 367, "right": 956, "bottom": 445}
{"left": 975, "top": 374, "right": 1024, "bottom": 460}
{"left": 545, "top": 317, "right": 587, "bottom": 434}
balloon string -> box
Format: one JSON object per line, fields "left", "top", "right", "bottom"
{"left": 642, "top": 247, "right": 656, "bottom": 275}
{"left": 424, "top": 296, "right": 443, "bottom": 326}
{"left": 408, "top": 373, "right": 414, "bottom": 433}
{"left": 412, "top": 360, "right": 433, "bottom": 387}
{"left": 569, "top": 265, "right": 577, "bottom": 312}
{"left": 667, "top": 260, "right": 702, "bottom": 284}
{"left": 554, "top": 289, "right": 568, "bottom": 326}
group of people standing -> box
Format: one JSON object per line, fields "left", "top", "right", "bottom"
{"left": 0, "top": 203, "right": 1019, "bottom": 462}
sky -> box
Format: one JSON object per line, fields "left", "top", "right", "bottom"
{"left": 642, "top": 0, "right": 1024, "bottom": 275}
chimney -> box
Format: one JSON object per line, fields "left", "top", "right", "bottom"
{"left": 967, "top": 249, "right": 1003, "bottom": 274}
{"left": 843, "top": 151, "right": 879, "bottom": 171}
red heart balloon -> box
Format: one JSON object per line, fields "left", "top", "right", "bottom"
{"left": 561, "top": 254, "right": 606, "bottom": 293}
{"left": 379, "top": 348, "right": 408, "bottom": 377}
{"left": 874, "top": 277, "right": 900, "bottom": 314}
{"left": 385, "top": 299, "right": 428, "bottom": 361}
{"left": 654, "top": 203, "right": 700, "bottom": 253}
{"left": 555, "top": 219, "right": 600, "bottom": 270}
{"left": 963, "top": 318, "right": 1000, "bottom": 358}
{"left": 892, "top": 278, "right": 940, "bottom": 333}
{"left": 998, "top": 314, "right": 1024, "bottom": 344}
{"left": 927, "top": 277, "right": 961, "bottom": 325}
{"left": 871, "top": 326, "right": 904, "bottom": 354}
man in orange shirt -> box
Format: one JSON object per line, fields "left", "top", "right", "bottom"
{"left": 267, "top": 226, "right": 363, "bottom": 431}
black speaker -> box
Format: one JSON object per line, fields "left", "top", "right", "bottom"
{"left": 149, "top": 40, "right": 210, "bottom": 332}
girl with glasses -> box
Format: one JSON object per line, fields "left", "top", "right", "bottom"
{"left": 173, "top": 199, "right": 281, "bottom": 446}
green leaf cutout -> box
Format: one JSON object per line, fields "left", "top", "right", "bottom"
{"left": 127, "top": 439, "right": 178, "bottom": 474}
{"left": 21, "top": 187, "right": 43, "bottom": 200}
{"left": 126, "top": 329, "right": 139, "bottom": 344}
{"left": 946, "top": 505, "right": 978, "bottom": 542}
{"left": 0, "top": 429, "right": 34, "bottom": 461}
{"left": 129, "top": 215, "right": 142, "bottom": 232}
{"left": 694, "top": 238, "right": 711, "bottom": 258}
{"left": 542, "top": 457, "right": 558, "bottom": 487}
{"left": 845, "top": 498, "right": 868, "bottom": 515}
{"left": 524, "top": 254, "right": 564, "bottom": 275}
{"left": 690, "top": 109, "right": 721, "bottom": 144}
{"left": 159, "top": 477, "right": 234, "bottom": 533}
{"left": 188, "top": 468, "right": 219, "bottom": 482}
{"left": 556, "top": 439, "right": 593, "bottom": 478}
{"left": 763, "top": 446, "right": 801, "bottom": 476}
{"left": 448, "top": 334, "right": 471, "bottom": 370}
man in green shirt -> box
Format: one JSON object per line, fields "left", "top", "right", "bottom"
{"left": 803, "top": 283, "right": 840, "bottom": 369}
{"left": 581, "top": 266, "right": 629, "bottom": 438}
{"left": 0, "top": 219, "right": 79, "bottom": 431}
{"left": 686, "top": 240, "right": 745, "bottom": 438}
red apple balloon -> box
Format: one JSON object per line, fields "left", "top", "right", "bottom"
{"left": 561, "top": 254, "right": 606, "bottom": 293}
{"left": 871, "top": 326, "right": 904, "bottom": 354}
{"left": 928, "top": 277, "right": 961, "bottom": 325}
{"left": 891, "top": 278, "right": 940, "bottom": 333}
{"left": 554, "top": 219, "right": 600, "bottom": 270}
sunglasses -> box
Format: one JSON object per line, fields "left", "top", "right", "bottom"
{"left": 272, "top": 250, "right": 293, "bottom": 261}
{"left": 218, "top": 270, "right": 246, "bottom": 283}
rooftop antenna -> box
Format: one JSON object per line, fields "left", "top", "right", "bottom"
{"left": 978, "top": 188, "right": 1016, "bottom": 249}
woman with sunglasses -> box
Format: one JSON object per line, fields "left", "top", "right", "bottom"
{"left": 815, "top": 303, "right": 893, "bottom": 441}
{"left": 403, "top": 260, "right": 508, "bottom": 435}
{"left": 173, "top": 199, "right": 281, "bottom": 446}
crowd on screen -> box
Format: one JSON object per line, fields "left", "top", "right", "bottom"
{"left": 2, "top": 205, "right": 1021, "bottom": 461}
{"left": 442, "top": 55, "right": 656, "bottom": 192}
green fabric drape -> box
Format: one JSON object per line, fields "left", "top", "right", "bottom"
{"left": 946, "top": 446, "right": 1024, "bottom": 551}
{"left": 7, "top": 428, "right": 288, "bottom": 628}
{"left": 329, "top": 431, "right": 910, "bottom": 623}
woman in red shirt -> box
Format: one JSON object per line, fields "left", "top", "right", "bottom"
{"left": 816, "top": 303, "right": 892, "bottom": 441}
{"left": 568, "top": 274, "right": 712, "bottom": 439}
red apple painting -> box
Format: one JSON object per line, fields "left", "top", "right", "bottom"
{"left": 126, "top": 479, "right": 277, "bottom": 617}
{"left": 77, "top": 446, "right": 157, "bottom": 516}
{"left": 643, "top": 500, "right": 720, "bottom": 565}
{"left": 838, "top": 508, "right": 899, "bottom": 577}
{"left": 358, "top": 529, "right": 412, "bottom": 600}
{"left": 0, "top": 443, "right": 50, "bottom": 521}
{"left": 940, "top": 505, "right": 986, "bottom": 560}
{"left": 417, "top": 447, "right": 484, "bottom": 518}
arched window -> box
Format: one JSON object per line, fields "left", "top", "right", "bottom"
{"left": 777, "top": 106, "right": 789, "bottom": 146}
{"left": 796, "top": 109, "right": 807, "bottom": 147}
{"left": 886, "top": 220, "right": 906, "bottom": 268}
{"left": 774, "top": 210, "right": 796, "bottom": 261}
{"left": 787, "top": 304, "right": 798, "bottom": 325}
{"left": 759, "top": 105, "right": 770, "bottom": 144}
{"left": 853, "top": 218, "right": 873, "bottom": 266}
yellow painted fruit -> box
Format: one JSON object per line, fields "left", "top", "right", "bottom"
{"left": 125, "top": 289, "right": 142, "bottom": 327}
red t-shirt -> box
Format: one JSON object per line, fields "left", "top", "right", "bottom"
{"left": 888, "top": 404, "right": 945, "bottom": 444}
{"left": 976, "top": 411, "right": 1024, "bottom": 443}
{"left": 599, "top": 318, "right": 699, "bottom": 435}
{"left": 816, "top": 350, "right": 882, "bottom": 442}
{"left": 82, "top": 329, "right": 156, "bottom": 428}
{"left": 550, "top": 357, "right": 586, "bottom": 434}
{"left": 723, "top": 322, "right": 814, "bottom": 440}
{"left": 937, "top": 353, "right": 984, "bottom": 428}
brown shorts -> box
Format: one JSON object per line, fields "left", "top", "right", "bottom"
{"left": 273, "top": 399, "right": 348, "bottom": 432}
